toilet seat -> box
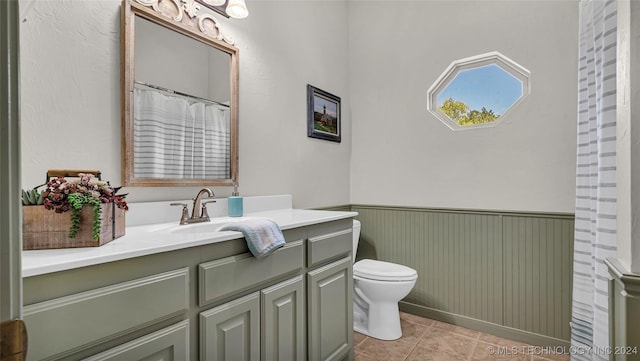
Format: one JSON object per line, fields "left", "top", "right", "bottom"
{"left": 353, "top": 259, "right": 418, "bottom": 282}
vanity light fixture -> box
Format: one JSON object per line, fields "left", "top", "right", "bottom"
{"left": 201, "top": 0, "right": 226, "bottom": 6}
{"left": 201, "top": 0, "right": 227, "bottom": 6}
{"left": 195, "top": 0, "right": 249, "bottom": 19}
{"left": 226, "top": 0, "right": 249, "bottom": 19}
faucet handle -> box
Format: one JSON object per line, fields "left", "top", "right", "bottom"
{"left": 201, "top": 200, "right": 216, "bottom": 220}
{"left": 170, "top": 203, "right": 189, "bottom": 225}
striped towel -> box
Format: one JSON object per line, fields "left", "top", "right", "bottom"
{"left": 219, "top": 218, "right": 285, "bottom": 257}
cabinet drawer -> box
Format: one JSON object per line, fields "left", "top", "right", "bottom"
{"left": 307, "top": 229, "right": 352, "bottom": 268}
{"left": 83, "top": 320, "right": 189, "bottom": 361}
{"left": 24, "top": 268, "right": 189, "bottom": 361}
{"left": 199, "top": 240, "right": 304, "bottom": 306}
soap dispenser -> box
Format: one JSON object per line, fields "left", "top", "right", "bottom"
{"left": 228, "top": 183, "right": 243, "bottom": 217}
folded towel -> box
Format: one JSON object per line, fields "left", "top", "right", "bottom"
{"left": 219, "top": 218, "right": 285, "bottom": 257}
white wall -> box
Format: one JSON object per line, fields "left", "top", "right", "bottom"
{"left": 19, "top": 0, "right": 351, "bottom": 209}
{"left": 20, "top": 0, "right": 121, "bottom": 194}
{"left": 349, "top": 1, "right": 579, "bottom": 213}
{"left": 19, "top": 0, "right": 578, "bottom": 213}
{"left": 225, "top": 1, "right": 351, "bottom": 208}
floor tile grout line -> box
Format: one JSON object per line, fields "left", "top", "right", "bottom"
{"left": 466, "top": 339, "right": 479, "bottom": 361}
{"left": 353, "top": 334, "right": 370, "bottom": 351}
{"left": 402, "top": 334, "right": 418, "bottom": 360}
{"left": 402, "top": 340, "right": 421, "bottom": 361}
{"left": 357, "top": 313, "right": 567, "bottom": 361}
{"left": 401, "top": 323, "right": 433, "bottom": 361}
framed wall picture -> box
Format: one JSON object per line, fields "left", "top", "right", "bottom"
{"left": 307, "top": 84, "right": 341, "bottom": 143}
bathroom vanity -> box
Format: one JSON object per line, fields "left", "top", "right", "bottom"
{"left": 22, "top": 198, "right": 356, "bottom": 361}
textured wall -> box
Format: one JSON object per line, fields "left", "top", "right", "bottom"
{"left": 19, "top": 0, "right": 578, "bottom": 212}
{"left": 19, "top": 0, "right": 351, "bottom": 209}
{"left": 348, "top": 1, "right": 579, "bottom": 214}
{"left": 20, "top": 0, "right": 121, "bottom": 191}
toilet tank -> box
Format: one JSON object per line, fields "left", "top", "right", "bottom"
{"left": 352, "top": 220, "right": 361, "bottom": 262}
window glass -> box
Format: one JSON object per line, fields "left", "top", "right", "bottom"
{"left": 428, "top": 52, "right": 530, "bottom": 130}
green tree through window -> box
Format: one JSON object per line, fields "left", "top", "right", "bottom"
{"left": 427, "top": 52, "right": 530, "bottom": 130}
{"left": 439, "top": 97, "right": 500, "bottom": 126}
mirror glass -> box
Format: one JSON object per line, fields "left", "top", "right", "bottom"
{"left": 122, "top": 0, "right": 239, "bottom": 187}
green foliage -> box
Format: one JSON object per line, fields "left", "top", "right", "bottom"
{"left": 439, "top": 98, "right": 469, "bottom": 122}
{"left": 21, "top": 188, "right": 44, "bottom": 205}
{"left": 67, "top": 193, "right": 102, "bottom": 241}
{"left": 439, "top": 98, "right": 500, "bottom": 126}
{"left": 41, "top": 173, "right": 128, "bottom": 241}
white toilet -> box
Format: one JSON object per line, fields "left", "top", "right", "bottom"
{"left": 352, "top": 220, "right": 418, "bottom": 341}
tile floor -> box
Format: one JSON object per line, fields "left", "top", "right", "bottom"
{"left": 354, "top": 312, "right": 570, "bottom": 361}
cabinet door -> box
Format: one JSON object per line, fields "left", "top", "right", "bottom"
{"left": 261, "top": 275, "right": 305, "bottom": 361}
{"left": 307, "top": 256, "right": 353, "bottom": 361}
{"left": 200, "top": 292, "right": 260, "bottom": 361}
{"left": 83, "top": 320, "right": 189, "bottom": 361}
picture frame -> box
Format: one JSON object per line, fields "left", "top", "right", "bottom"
{"left": 307, "top": 84, "right": 341, "bottom": 143}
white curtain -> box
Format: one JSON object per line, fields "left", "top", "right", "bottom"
{"left": 571, "top": 1, "right": 617, "bottom": 360}
{"left": 133, "top": 88, "right": 230, "bottom": 179}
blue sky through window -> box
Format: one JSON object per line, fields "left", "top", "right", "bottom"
{"left": 437, "top": 64, "right": 523, "bottom": 116}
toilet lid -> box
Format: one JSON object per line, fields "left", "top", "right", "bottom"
{"left": 353, "top": 259, "right": 418, "bottom": 282}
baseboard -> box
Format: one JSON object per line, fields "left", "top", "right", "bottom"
{"left": 399, "top": 301, "right": 570, "bottom": 348}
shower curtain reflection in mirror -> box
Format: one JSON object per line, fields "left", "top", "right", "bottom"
{"left": 133, "top": 88, "right": 231, "bottom": 179}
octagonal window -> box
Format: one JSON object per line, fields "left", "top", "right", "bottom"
{"left": 427, "top": 52, "right": 530, "bottom": 130}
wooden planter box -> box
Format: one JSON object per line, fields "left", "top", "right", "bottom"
{"left": 23, "top": 203, "right": 126, "bottom": 250}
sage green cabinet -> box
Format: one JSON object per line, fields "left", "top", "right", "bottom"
{"left": 198, "top": 240, "right": 304, "bottom": 307}
{"left": 83, "top": 320, "right": 190, "bottom": 361}
{"left": 200, "top": 292, "right": 261, "bottom": 361}
{"left": 261, "top": 275, "right": 305, "bottom": 361}
{"left": 22, "top": 217, "right": 354, "bottom": 361}
{"left": 23, "top": 268, "right": 190, "bottom": 361}
{"left": 200, "top": 275, "right": 306, "bottom": 361}
{"left": 307, "top": 256, "right": 353, "bottom": 361}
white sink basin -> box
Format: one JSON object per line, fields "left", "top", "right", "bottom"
{"left": 147, "top": 216, "right": 256, "bottom": 235}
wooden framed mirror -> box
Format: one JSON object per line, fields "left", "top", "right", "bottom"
{"left": 121, "top": 0, "right": 239, "bottom": 187}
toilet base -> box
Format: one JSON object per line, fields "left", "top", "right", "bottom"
{"left": 353, "top": 299, "right": 402, "bottom": 341}
{"left": 351, "top": 258, "right": 417, "bottom": 342}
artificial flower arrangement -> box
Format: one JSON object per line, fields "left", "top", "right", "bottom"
{"left": 22, "top": 173, "right": 128, "bottom": 247}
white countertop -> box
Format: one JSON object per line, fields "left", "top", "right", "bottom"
{"left": 22, "top": 208, "right": 357, "bottom": 278}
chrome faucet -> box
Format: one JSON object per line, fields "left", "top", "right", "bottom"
{"left": 192, "top": 188, "right": 215, "bottom": 219}
{"left": 171, "top": 188, "right": 216, "bottom": 225}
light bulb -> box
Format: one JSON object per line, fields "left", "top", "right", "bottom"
{"left": 202, "top": 0, "right": 225, "bottom": 6}
{"left": 226, "top": 0, "right": 248, "bottom": 19}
